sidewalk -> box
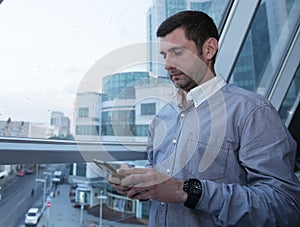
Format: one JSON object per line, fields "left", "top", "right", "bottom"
{"left": 37, "top": 184, "right": 147, "bottom": 227}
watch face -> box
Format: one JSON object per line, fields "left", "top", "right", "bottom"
{"left": 183, "top": 178, "right": 202, "bottom": 209}
{"left": 190, "top": 180, "right": 202, "bottom": 195}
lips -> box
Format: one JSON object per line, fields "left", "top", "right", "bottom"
{"left": 169, "top": 70, "right": 184, "bottom": 80}
{"left": 171, "top": 74, "right": 182, "bottom": 80}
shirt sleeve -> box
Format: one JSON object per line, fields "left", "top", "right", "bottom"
{"left": 145, "top": 117, "right": 155, "bottom": 168}
{"left": 196, "top": 104, "right": 300, "bottom": 226}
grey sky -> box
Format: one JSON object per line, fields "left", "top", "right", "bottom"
{"left": 0, "top": 0, "right": 152, "bottom": 124}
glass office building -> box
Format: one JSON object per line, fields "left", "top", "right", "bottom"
{"left": 101, "top": 71, "right": 149, "bottom": 138}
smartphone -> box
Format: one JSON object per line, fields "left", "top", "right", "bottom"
{"left": 93, "top": 159, "right": 124, "bottom": 179}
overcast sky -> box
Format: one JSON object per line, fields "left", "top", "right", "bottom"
{"left": 0, "top": 0, "right": 152, "bottom": 125}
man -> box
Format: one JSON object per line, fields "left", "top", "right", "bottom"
{"left": 109, "top": 11, "right": 300, "bottom": 226}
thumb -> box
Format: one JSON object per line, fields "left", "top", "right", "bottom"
{"left": 120, "top": 163, "right": 129, "bottom": 169}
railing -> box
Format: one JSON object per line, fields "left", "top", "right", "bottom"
{"left": 0, "top": 137, "right": 147, "bottom": 165}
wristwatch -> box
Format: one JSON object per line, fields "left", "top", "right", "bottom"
{"left": 183, "top": 178, "right": 202, "bottom": 209}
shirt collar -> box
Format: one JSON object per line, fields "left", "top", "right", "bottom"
{"left": 175, "top": 75, "right": 226, "bottom": 108}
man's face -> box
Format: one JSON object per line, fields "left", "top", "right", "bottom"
{"left": 159, "top": 28, "right": 209, "bottom": 92}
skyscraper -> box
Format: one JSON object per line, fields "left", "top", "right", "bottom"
{"left": 50, "top": 111, "right": 71, "bottom": 137}
{"left": 229, "top": 0, "right": 296, "bottom": 96}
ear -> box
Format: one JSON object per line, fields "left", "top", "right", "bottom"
{"left": 202, "top": 38, "right": 218, "bottom": 61}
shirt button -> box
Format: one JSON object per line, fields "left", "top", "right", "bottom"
{"left": 166, "top": 168, "right": 170, "bottom": 174}
{"left": 180, "top": 113, "right": 185, "bottom": 118}
{"left": 172, "top": 139, "right": 176, "bottom": 144}
{"left": 161, "top": 202, "right": 165, "bottom": 206}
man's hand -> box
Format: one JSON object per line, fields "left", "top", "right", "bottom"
{"left": 117, "top": 167, "right": 187, "bottom": 203}
{"left": 108, "top": 163, "right": 131, "bottom": 196}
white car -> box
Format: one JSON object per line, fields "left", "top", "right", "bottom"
{"left": 0, "top": 170, "right": 8, "bottom": 178}
{"left": 25, "top": 208, "right": 41, "bottom": 225}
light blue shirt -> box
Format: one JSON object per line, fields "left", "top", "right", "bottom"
{"left": 147, "top": 76, "right": 300, "bottom": 226}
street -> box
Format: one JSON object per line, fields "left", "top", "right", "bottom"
{"left": 0, "top": 164, "right": 147, "bottom": 227}
{"left": 0, "top": 164, "right": 64, "bottom": 227}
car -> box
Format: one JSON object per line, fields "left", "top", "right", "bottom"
{"left": 17, "top": 170, "right": 25, "bottom": 176}
{"left": 0, "top": 170, "right": 8, "bottom": 179}
{"left": 25, "top": 168, "right": 34, "bottom": 174}
{"left": 24, "top": 208, "right": 41, "bottom": 225}
{"left": 52, "top": 170, "right": 64, "bottom": 184}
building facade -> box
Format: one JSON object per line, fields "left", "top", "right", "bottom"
{"left": 50, "top": 111, "right": 71, "bottom": 138}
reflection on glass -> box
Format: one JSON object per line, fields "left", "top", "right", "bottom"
{"left": 0, "top": 0, "right": 233, "bottom": 142}
{"left": 278, "top": 65, "right": 300, "bottom": 123}
{"left": 149, "top": 0, "right": 232, "bottom": 78}
{"left": 229, "top": 0, "right": 299, "bottom": 96}
{"left": 0, "top": 1, "right": 233, "bottom": 226}
{"left": 4, "top": 0, "right": 299, "bottom": 226}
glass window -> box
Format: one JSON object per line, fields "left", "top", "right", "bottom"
{"left": 78, "top": 108, "right": 89, "bottom": 118}
{"left": 278, "top": 64, "right": 300, "bottom": 123}
{"left": 135, "top": 125, "right": 149, "bottom": 137}
{"left": 229, "top": 0, "right": 299, "bottom": 96}
{"left": 76, "top": 163, "right": 87, "bottom": 177}
{"left": 0, "top": 1, "right": 239, "bottom": 226}
{"left": 141, "top": 103, "right": 156, "bottom": 116}
{"left": 76, "top": 125, "right": 99, "bottom": 136}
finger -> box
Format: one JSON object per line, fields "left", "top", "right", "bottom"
{"left": 111, "top": 183, "right": 131, "bottom": 194}
{"left": 120, "top": 170, "right": 171, "bottom": 188}
{"left": 120, "top": 163, "right": 129, "bottom": 169}
{"left": 114, "top": 164, "right": 132, "bottom": 178}
{"left": 117, "top": 167, "right": 149, "bottom": 176}
{"left": 111, "top": 182, "right": 131, "bottom": 190}
{"left": 127, "top": 187, "right": 149, "bottom": 199}
{"left": 116, "top": 188, "right": 130, "bottom": 196}
{"left": 133, "top": 191, "right": 150, "bottom": 201}
{"left": 120, "top": 173, "right": 148, "bottom": 187}
{"left": 108, "top": 175, "right": 121, "bottom": 185}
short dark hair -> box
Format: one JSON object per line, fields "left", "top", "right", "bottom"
{"left": 156, "top": 10, "right": 219, "bottom": 56}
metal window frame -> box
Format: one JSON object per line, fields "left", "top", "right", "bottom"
{"left": 268, "top": 26, "right": 300, "bottom": 111}
{"left": 285, "top": 93, "right": 300, "bottom": 127}
{"left": 215, "top": 0, "right": 261, "bottom": 81}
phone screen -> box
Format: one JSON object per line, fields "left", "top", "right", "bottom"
{"left": 93, "top": 159, "right": 124, "bottom": 179}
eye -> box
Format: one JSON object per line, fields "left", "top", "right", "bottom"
{"left": 160, "top": 52, "right": 166, "bottom": 59}
{"left": 173, "top": 48, "right": 183, "bottom": 56}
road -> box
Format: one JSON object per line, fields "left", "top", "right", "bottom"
{"left": 0, "top": 173, "right": 42, "bottom": 226}
{"left": 0, "top": 164, "right": 65, "bottom": 227}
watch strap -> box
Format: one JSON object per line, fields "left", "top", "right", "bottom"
{"left": 183, "top": 178, "right": 202, "bottom": 209}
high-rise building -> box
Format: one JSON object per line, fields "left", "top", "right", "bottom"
{"left": 74, "top": 92, "right": 102, "bottom": 141}
{"left": 229, "top": 0, "right": 297, "bottom": 97}
{"left": 50, "top": 111, "right": 71, "bottom": 138}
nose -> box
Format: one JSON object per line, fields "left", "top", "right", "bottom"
{"left": 164, "top": 55, "right": 175, "bottom": 71}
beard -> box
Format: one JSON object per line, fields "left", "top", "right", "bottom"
{"left": 169, "top": 68, "right": 198, "bottom": 91}
{"left": 172, "top": 74, "right": 198, "bottom": 91}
